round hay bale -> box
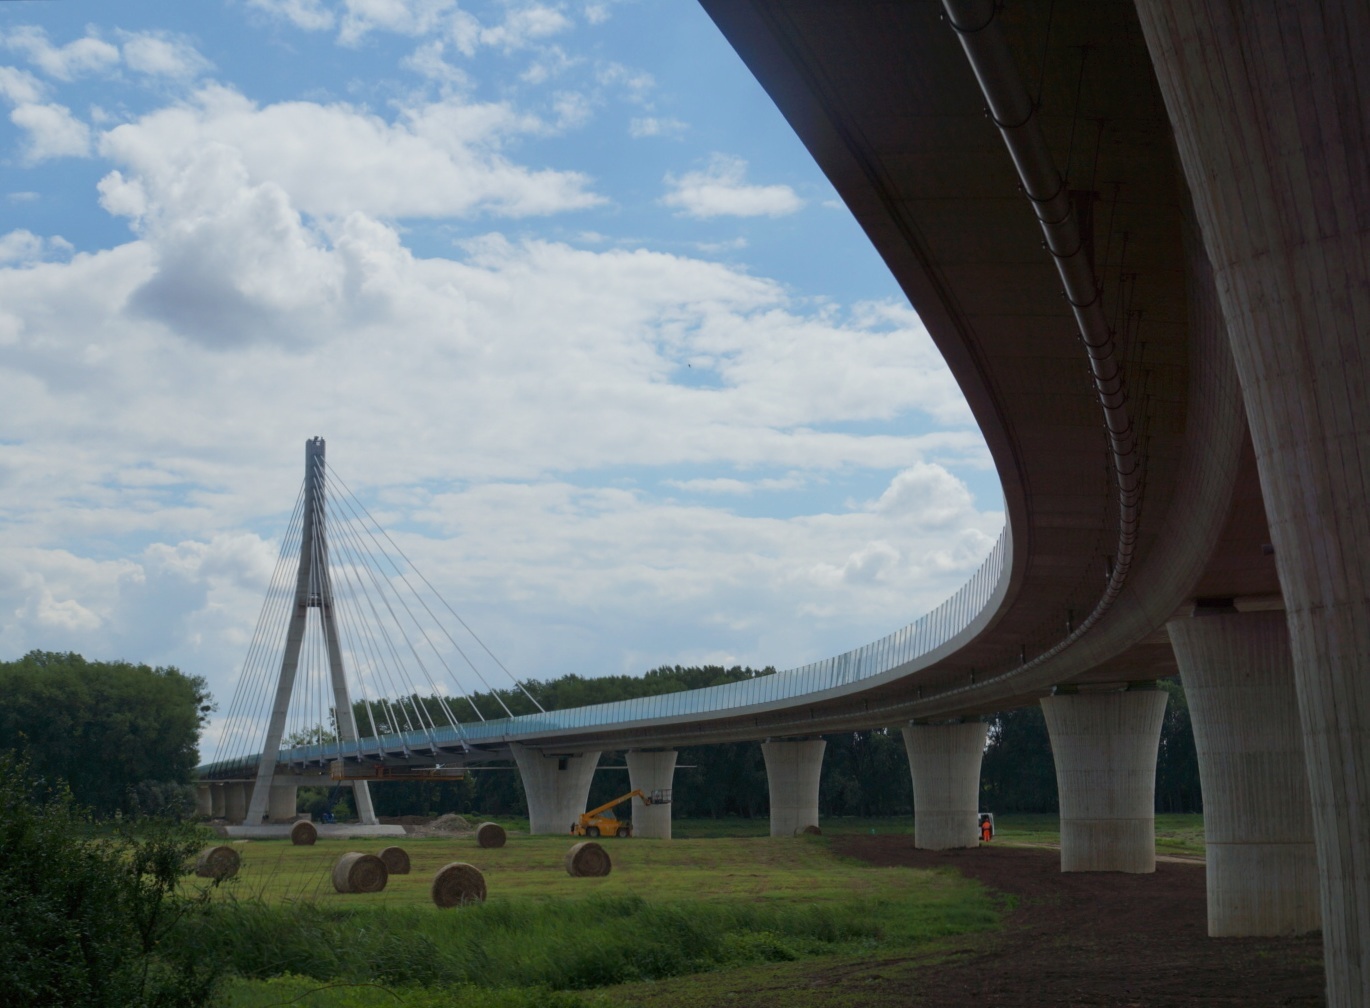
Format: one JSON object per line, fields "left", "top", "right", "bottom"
{"left": 430, "top": 862, "right": 487, "bottom": 908}
{"left": 475, "top": 821, "right": 507, "bottom": 848}
{"left": 378, "top": 845, "right": 411, "bottom": 875}
{"left": 565, "top": 841, "right": 611, "bottom": 878}
{"left": 194, "top": 845, "right": 240, "bottom": 879}
{"left": 331, "top": 852, "right": 388, "bottom": 894}
{"left": 797, "top": 824, "right": 822, "bottom": 836}
{"left": 290, "top": 820, "right": 317, "bottom": 846}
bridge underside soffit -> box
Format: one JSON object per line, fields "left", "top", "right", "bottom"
{"left": 697, "top": 0, "right": 1279, "bottom": 720}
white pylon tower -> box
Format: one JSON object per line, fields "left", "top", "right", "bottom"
{"left": 246, "top": 437, "right": 377, "bottom": 825}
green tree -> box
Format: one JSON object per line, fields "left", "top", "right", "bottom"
{"left": 675, "top": 741, "right": 768, "bottom": 818}
{"left": 979, "top": 706, "right": 1059, "bottom": 813}
{"left": 821, "top": 729, "right": 913, "bottom": 817}
{"left": 1155, "top": 677, "right": 1202, "bottom": 812}
{"left": 0, "top": 651, "right": 213, "bottom": 818}
{"left": 0, "top": 754, "right": 219, "bottom": 1007}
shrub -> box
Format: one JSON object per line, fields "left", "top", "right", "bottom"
{"left": 0, "top": 754, "right": 220, "bottom": 1007}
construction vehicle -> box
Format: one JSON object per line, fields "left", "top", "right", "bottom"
{"left": 571, "top": 788, "right": 672, "bottom": 837}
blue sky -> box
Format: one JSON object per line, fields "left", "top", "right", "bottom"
{"left": 0, "top": 0, "right": 1001, "bottom": 745}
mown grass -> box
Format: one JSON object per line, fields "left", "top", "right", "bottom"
{"left": 981, "top": 812, "right": 1206, "bottom": 857}
{"left": 680, "top": 813, "right": 1207, "bottom": 855}
{"left": 189, "top": 831, "right": 997, "bottom": 1007}
{"left": 192, "top": 832, "right": 960, "bottom": 907}
{"left": 193, "top": 813, "right": 1205, "bottom": 1006}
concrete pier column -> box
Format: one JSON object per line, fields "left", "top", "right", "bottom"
{"left": 1136, "top": 4, "right": 1370, "bottom": 1000}
{"left": 1041, "top": 689, "right": 1168, "bottom": 872}
{"left": 195, "top": 784, "right": 213, "bottom": 818}
{"left": 626, "top": 749, "right": 677, "bottom": 839}
{"left": 1168, "top": 610, "right": 1319, "bottom": 935}
{"left": 267, "top": 784, "right": 298, "bottom": 823}
{"left": 901, "top": 721, "right": 987, "bottom": 850}
{"left": 210, "top": 783, "right": 226, "bottom": 819}
{"left": 222, "top": 782, "right": 248, "bottom": 825}
{"left": 350, "top": 781, "right": 378, "bottom": 826}
{"left": 511, "top": 744, "right": 600, "bottom": 835}
{"left": 761, "top": 738, "right": 825, "bottom": 837}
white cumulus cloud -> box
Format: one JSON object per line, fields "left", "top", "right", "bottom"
{"left": 11, "top": 102, "right": 92, "bottom": 161}
{"left": 0, "top": 26, "right": 210, "bottom": 82}
{"left": 0, "top": 229, "right": 73, "bottom": 265}
{"left": 1, "top": 26, "right": 120, "bottom": 80}
{"left": 97, "top": 85, "right": 605, "bottom": 221}
{"left": 663, "top": 153, "right": 803, "bottom": 218}
{"left": 339, "top": 0, "right": 459, "bottom": 45}
{"left": 119, "top": 32, "right": 214, "bottom": 79}
{"left": 0, "top": 65, "right": 45, "bottom": 104}
{"left": 245, "top": 0, "right": 337, "bottom": 31}
{"left": 630, "top": 116, "right": 686, "bottom": 139}
{"left": 478, "top": 4, "right": 573, "bottom": 51}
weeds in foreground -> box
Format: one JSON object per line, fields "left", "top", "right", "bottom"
{"left": 177, "top": 891, "right": 927, "bottom": 991}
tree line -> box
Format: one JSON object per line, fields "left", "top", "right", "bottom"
{"left": 0, "top": 651, "right": 212, "bottom": 818}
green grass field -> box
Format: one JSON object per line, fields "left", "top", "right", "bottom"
{"left": 198, "top": 833, "right": 948, "bottom": 907}
{"left": 197, "top": 814, "right": 1204, "bottom": 1006}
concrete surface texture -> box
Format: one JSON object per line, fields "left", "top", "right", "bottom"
{"left": 511, "top": 744, "right": 601, "bottom": 835}
{"left": 625, "top": 749, "right": 677, "bottom": 839}
{"left": 902, "top": 721, "right": 987, "bottom": 850}
{"left": 1041, "top": 690, "right": 1168, "bottom": 873}
{"left": 1135, "top": 3, "right": 1370, "bottom": 1001}
{"left": 222, "top": 782, "right": 247, "bottom": 824}
{"left": 1168, "top": 610, "right": 1319, "bottom": 936}
{"left": 210, "top": 783, "right": 226, "bottom": 818}
{"left": 267, "top": 784, "right": 298, "bottom": 823}
{"left": 761, "top": 738, "right": 826, "bottom": 836}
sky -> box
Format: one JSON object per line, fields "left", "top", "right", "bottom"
{"left": 0, "top": 0, "right": 1003, "bottom": 745}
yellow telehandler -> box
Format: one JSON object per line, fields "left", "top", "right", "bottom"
{"left": 570, "top": 788, "right": 671, "bottom": 837}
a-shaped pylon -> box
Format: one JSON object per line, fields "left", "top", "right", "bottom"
{"left": 245, "top": 437, "right": 377, "bottom": 825}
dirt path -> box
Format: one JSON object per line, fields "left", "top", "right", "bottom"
{"left": 824, "top": 838, "right": 1325, "bottom": 1007}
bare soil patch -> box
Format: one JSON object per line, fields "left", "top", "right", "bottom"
{"left": 826, "top": 837, "right": 1324, "bottom": 1007}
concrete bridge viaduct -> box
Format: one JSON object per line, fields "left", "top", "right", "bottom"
{"left": 198, "top": 2, "right": 1368, "bottom": 1001}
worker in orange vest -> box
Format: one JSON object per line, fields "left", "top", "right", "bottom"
{"left": 979, "top": 815, "right": 993, "bottom": 843}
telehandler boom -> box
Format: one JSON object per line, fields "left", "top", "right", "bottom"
{"left": 571, "top": 788, "right": 672, "bottom": 837}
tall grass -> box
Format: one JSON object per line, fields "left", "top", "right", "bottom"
{"left": 174, "top": 889, "right": 977, "bottom": 992}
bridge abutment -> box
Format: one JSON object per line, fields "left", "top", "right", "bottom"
{"left": 1168, "top": 609, "right": 1319, "bottom": 936}
{"left": 901, "top": 721, "right": 986, "bottom": 850}
{"left": 761, "top": 738, "right": 825, "bottom": 836}
{"left": 511, "top": 745, "right": 600, "bottom": 835}
{"left": 626, "top": 749, "right": 676, "bottom": 839}
{"left": 1041, "top": 689, "right": 1167, "bottom": 873}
